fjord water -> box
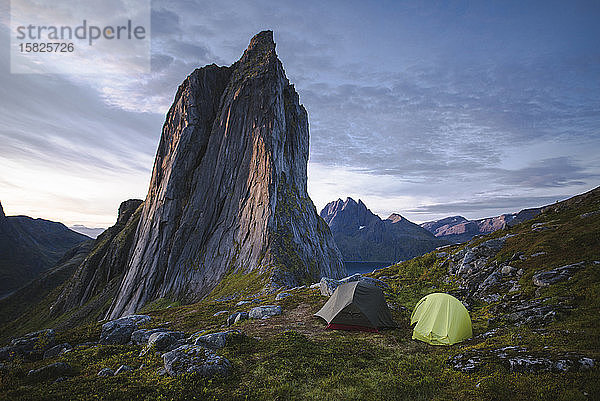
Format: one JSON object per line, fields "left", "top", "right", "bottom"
{"left": 344, "top": 261, "right": 394, "bottom": 275}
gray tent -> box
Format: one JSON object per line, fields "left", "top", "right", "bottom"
{"left": 314, "top": 281, "right": 396, "bottom": 332}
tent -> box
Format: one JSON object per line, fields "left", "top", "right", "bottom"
{"left": 410, "top": 293, "right": 472, "bottom": 345}
{"left": 314, "top": 281, "right": 396, "bottom": 332}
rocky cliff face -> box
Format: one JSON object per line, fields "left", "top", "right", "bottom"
{"left": 108, "top": 31, "right": 344, "bottom": 318}
{"left": 320, "top": 197, "right": 448, "bottom": 262}
{"left": 0, "top": 201, "right": 90, "bottom": 297}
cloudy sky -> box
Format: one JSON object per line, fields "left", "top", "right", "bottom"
{"left": 1, "top": 0, "right": 599, "bottom": 228}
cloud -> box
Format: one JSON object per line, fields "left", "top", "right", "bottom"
{"left": 489, "top": 157, "right": 598, "bottom": 188}
{"left": 407, "top": 194, "right": 570, "bottom": 216}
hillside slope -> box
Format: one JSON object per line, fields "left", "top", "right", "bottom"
{"left": 0, "top": 201, "right": 89, "bottom": 297}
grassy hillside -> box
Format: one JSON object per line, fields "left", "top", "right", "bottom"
{"left": 0, "top": 188, "right": 598, "bottom": 400}
{"left": 0, "top": 209, "right": 90, "bottom": 297}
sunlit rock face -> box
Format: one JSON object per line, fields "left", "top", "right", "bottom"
{"left": 108, "top": 31, "right": 345, "bottom": 318}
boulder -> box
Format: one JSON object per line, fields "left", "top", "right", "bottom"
{"left": 28, "top": 362, "right": 70, "bottom": 381}
{"left": 234, "top": 313, "right": 249, "bottom": 324}
{"left": 99, "top": 315, "right": 151, "bottom": 345}
{"left": 140, "top": 331, "right": 185, "bottom": 356}
{"left": 43, "top": 343, "right": 72, "bottom": 359}
{"left": 532, "top": 262, "right": 586, "bottom": 287}
{"left": 249, "top": 305, "right": 282, "bottom": 319}
{"left": 131, "top": 328, "right": 169, "bottom": 345}
{"left": 97, "top": 367, "right": 115, "bottom": 377}
{"left": 162, "top": 345, "right": 231, "bottom": 377}
{"left": 193, "top": 331, "right": 239, "bottom": 349}
{"left": 147, "top": 332, "right": 184, "bottom": 351}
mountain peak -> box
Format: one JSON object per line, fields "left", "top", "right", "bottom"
{"left": 386, "top": 213, "right": 405, "bottom": 223}
{"left": 0, "top": 201, "right": 5, "bottom": 220}
{"left": 233, "top": 30, "right": 278, "bottom": 79}
{"left": 107, "top": 31, "right": 344, "bottom": 318}
{"left": 247, "top": 30, "right": 275, "bottom": 52}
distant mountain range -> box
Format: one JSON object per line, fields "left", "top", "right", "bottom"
{"left": 420, "top": 207, "right": 542, "bottom": 243}
{"left": 69, "top": 225, "right": 106, "bottom": 239}
{"left": 320, "top": 198, "right": 448, "bottom": 262}
{"left": 0, "top": 201, "right": 90, "bottom": 298}
{"left": 320, "top": 198, "right": 545, "bottom": 262}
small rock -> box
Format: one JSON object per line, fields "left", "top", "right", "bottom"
{"left": 530, "top": 252, "right": 546, "bottom": 257}
{"left": 234, "top": 313, "right": 248, "bottom": 324}
{"left": 162, "top": 345, "right": 231, "bottom": 377}
{"left": 319, "top": 277, "right": 340, "bottom": 296}
{"left": 249, "top": 305, "right": 282, "bottom": 319}
{"left": 579, "top": 357, "right": 595, "bottom": 369}
{"left": 501, "top": 265, "right": 516, "bottom": 275}
{"left": 509, "top": 282, "right": 521, "bottom": 293}
{"left": 28, "top": 362, "right": 70, "bottom": 381}
{"left": 213, "top": 310, "right": 229, "bottom": 317}
{"left": 275, "top": 292, "right": 291, "bottom": 301}
{"left": 235, "top": 299, "right": 261, "bottom": 307}
{"left": 97, "top": 368, "right": 115, "bottom": 377}
{"left": 115, "top": 365, "right": 133, "bottom": 375}
{"left": 227, "top": 312, "right": 248, "bottom": 326}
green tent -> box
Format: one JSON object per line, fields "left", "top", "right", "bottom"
{"left": 410, "top": 293, "right": 472, "bottom": 345}
{"left": 314, "top": 281, "right": 396, "bottom": 332}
